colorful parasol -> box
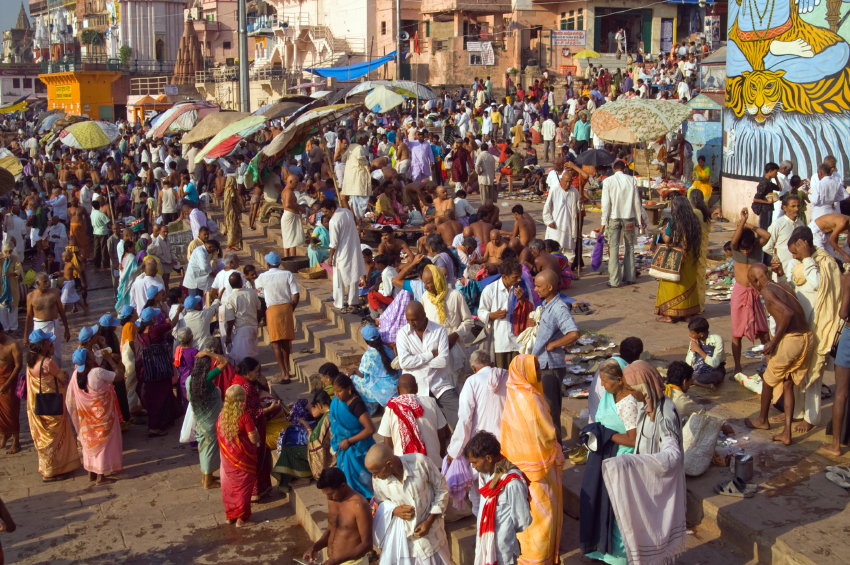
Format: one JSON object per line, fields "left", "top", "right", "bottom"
{"left": 38, "top": 112, "right": 66, "bottom": 134}
{"left": 0, "top": 154, "right": 23, "bottom": 178}
{"left": 149, "top": 101, "right": 220, "bottom": 139}
{"left": 262, "top": 103, "right": 361, "bottom": 156}
{"left": 365, "top": 85, "right": 405, "bottom": 113}
{"left": 181, "top": 111, "right": 253, "bottom": 144}
{"left": 573, "top": 49, "right": 600, "bottom": 59}
{"left": 58, "top": 120, "right": 120, "bottom": 150}
{"left": 590, "top": 99, "right": 693, "bottom": 144}
{"left": 347, "top": 80, "right": 437, "bottom": 100}
{"left": 194, "top": 115, "right": 268, "bottom": 163}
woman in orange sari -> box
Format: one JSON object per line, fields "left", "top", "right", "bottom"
{"left": 217, "top": 384, "right": 260, "bottom": 527}
{"left": 501, "top": 354, "right": 565, "bottom": 564}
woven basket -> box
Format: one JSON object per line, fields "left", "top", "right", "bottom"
{"left": 299, "top": 265, "right": 327, "bottom": 279}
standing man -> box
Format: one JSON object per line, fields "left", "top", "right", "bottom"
{"left": 183, "top": 238, "right": 220, "bottom": 298}
{"left": 773, "top": 160, "right": 794, "bottom": 222}
{"left": 255, "top": 252, "right": 300, "bottom": 384}
{"left": 475, "top": 142, "right": 497, "bottom": 204}
{"left": 341, "top": 133, "right": 371, "bottom": 221}
{"left": 600, "top": 160, "right": 643, "bottom": 287}
{"left": 543, "top": 158, "right": 580, "bottom": 262}
{"left": 572, "top": 112, "right": 591, "bottom": 154}
{"left": 409, "top": 130, "right": 435, "bottom": 183}
{"left": 280, "top": 176, "right": 305, "bottom": 258}
{"left": 129, "top": 258, "right": 164, "bottom": 315}
{"left": 0, "top": 324, "right": 23, "bottom": 455}
{"left": 477, "top": 260, "right": 524, "bottom": 369}
{"left": 90, "top": 200, "right": 112, "bottom": 270}
{"left": 24, "top": 273, "right": 71, "bottom": 367}
{"left": 541, "top": 115, "right": 556, "bottom": 163}
{"left": 302, "top": 468, "right": 373, "bottom": 565}
{"left": 323, "top": 199, "right": 367, "bottom": 312}
{"left": 224, "top": 272, "right": 261, "bottom": 364}
{"left": 751, "top": 163, "right": 780, "bottom": 243}
{"left": 396, "top": 302, "right": 460, "bottom": 429}
{"left": 765, "top": 193, "right": 805, "bottom": 280}
{"left": 531, "top": 270, "right": 580, "bottom": 443}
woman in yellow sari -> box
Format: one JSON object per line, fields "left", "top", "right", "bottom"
{"left": 223, "top": 176, "right": 244, "bottom": 251}
{"left": 689, "top": 155, "right": 713, "bottom": 202}
{"left": 501, "top": 354, "right": 564, "bottom": 564}
{"left": 689, "top": 190, "right": 712, "bottom": 312}
{"left": 655, "top": 196, "right": 704, "bottom": 323}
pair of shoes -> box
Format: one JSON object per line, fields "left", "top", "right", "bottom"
{"left": 606, "top": 282, "right": 619, "bottom": 288}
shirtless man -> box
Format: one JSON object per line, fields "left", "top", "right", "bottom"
{"left": 475, "top": 230, "right": 508, "bottom": 265}
{"left": 503, "top": 204, "right": 537, "bottom": 245}
{"left": 433, "top": 185, "right": 455, "bottom": 219}
{"left": 378, "top": 225, "right": 412, "bottom": 263}
{"left": 61, "top": 250, "right": 89, "bottom": 315}
{"left": 24, "top": 273, "right": 71, "bottom": 367}
{"left": 396, "top": 138, "right": 412, "bottom": 179}
{"left": 477, "top": 199, "right": 502, "bottom": 230}
{"left": 508, "top": 237, "right": 535, "bottom": 268}
{"left": 730, "top": 208, "right": 772, "bottom": 374}
{"left": 812, "top": 213, "right": 850, "bottom": 264}
{"left": 528, "top": 238, "right": 563, "bottom": 275}
{"left": 281, "top": 175, "right": 304, "bottom": 258}
{"left": 57, "top": 164, "right": 71, "bottom": 186}
{"left": 303, "top": 467, "right": 373, "bottom": 565}
{"left": 435, "top": 212, "right": 463, "bottom": 247}
{"left": 402, "top": 180, "right": 428, "bottom": 212}
{"left": 417, "top": 223, "right": 436, "bottom": 253}
{"left": 0, "top": 326, "right": 23, "bottom": 454}
{"left": 744, "top": 263, "right": 813, "bottom": 445}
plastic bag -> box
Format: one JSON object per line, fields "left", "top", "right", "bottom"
{"left": 682, "top": 410, "right": 724, "bottom": 477}
{"left": 591, "top": 234, "right": 605, "bottom": 271}
{"left": 179, "top": 403, "right": 197, "bottom": 443}
{"left": 23, "top": 269, "right": 36, "bottom": 288}
{"left": 441, "top": 455, "right": 474, "bottom": 510}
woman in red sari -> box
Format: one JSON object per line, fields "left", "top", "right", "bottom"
{"left": 217, "top": 384, "right": 260, "bottom": 527}
{"left": 232, "top": 357, "right": 281, "bottom": 501}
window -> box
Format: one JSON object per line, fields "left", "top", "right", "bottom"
{"left": 560, "top": 12, "right": 566, "bottom": 30}
{"left": 426, "top": 20, "right": 430, "bottom": 37}
{"left": 223, "top": 41, "right": 232, "bottom": 50}
{"left": 577, "top": 9, "right": 584, "bottom": 31}
{"left": 381, "top": 21, "right": 386, "bottom": 35}
{"left": 12, "top": 79, "right": 20, "bottom": 89}
{"left": 23, "top": 78, "right": 32, "bottom": 89}
{"left": 226, "top": 57, "right": 235, "bottom": 66}
{"left": 469, "top": 52, "right": 483, "bottom": 65}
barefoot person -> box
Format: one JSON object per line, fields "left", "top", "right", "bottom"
{"left": 504, "top": 204, "right": 538, "bottom": 246}
{"left": 217, "top": 384, "right": 260, "bottom": 527}
{"left": 744, "top": 263, "right": 814, "bottom": 446}
{"left": 255, "top": 252, "right": 300, "bottom": 384}
{"left": 280, "top": 176, "right": 305, "bottom": 258}
{"left": 730, "top": 209, "right": 771, "bottom": 375}
{"left": 0, "top": 324, "right": 23, "bottom": 454}
{"left": 821, "top": 270, "right": 850, "bottom": 456}
{"left": 24, "top": 273, "right": 71, "bottom": 367}
{"left": 303, "top": 467, "right": 373, "bottom": 565}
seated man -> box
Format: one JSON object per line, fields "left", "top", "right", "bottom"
{"left": 685, "top": 316, "right": 726, "bottom": 390}
{"left": 474, "top": 230, "right": 508, "bottom": 266}
{"left": 477, "top": 200, "right": 502, "bottom": 230}
{"left": 664, "top": 361, "right": 700, "bottom": 422}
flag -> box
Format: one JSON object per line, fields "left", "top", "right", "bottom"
{"left": 414, "top": 31, "right": 420, "bottom": 55}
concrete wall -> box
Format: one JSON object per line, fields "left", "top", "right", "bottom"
{"left": 421, "top": 0, "right": 511, "bottom": 13}
{"left": 721, "top": 177, "right": 758, "bottom": 226}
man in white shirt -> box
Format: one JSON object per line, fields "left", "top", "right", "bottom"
{"left": 542, "top": 158, "right": 580, "bottom": 261}
{"left": 185, "top": 202, "right": 211, "bottom": 239}
{"left": 764, "top": 193, "right": 805, "bottom": 279}
{"left": 477, "top": 260, "right": 524, "bottom": 369}
{"left": 129, "top": 258, "right": 165, "bottom": 315}
{"left": 453, "top": 190, "right": 476, "bottom": 225}
{"left": 211, "top": 252, "right": 244, "bottom": 355}
{"left": 3, "top": 205, "right": 27, "bottom": 259}
{"left": 601, "top": 160, "right": 644, "bottom": 287}
{"left": 684, "top": 55, "right": 697, "bottom": 78}
{"left": 172, "top": 292, "right": 220, "bottom": 349}
{"left": 378, "top": 374, "right": 449, "bottom": 470}
{"left": 366, "top": 444, "right": 451, "bottom": 565}
{"left": 45, "top": 216, "right": 68, "bottom": 262}
{"left": 324, "top": 199, "right": 367, "bottom": 310}
{"left": 396, "top": 302, "right": 460, "bottom": 428}
{"left": 809, "top": 159, "right": 846, "bottom": 221}
{"left": 475, "top": 145, "right": 497, "bottom": 205}
{"left": 541, "top": 116, "right": 556, "bottom": 162}
{"left": 773, "top": 161, "right": 794, "bottom": 221}
{"left": 46, "top": 187, "right": 69, "bottom": 222}
{"left": 183, "top": 239, "right": 219, "bottom": 298}
{"left": 224, "top": 273, "right": 261, "bottom": 363}
{"left": 255, "top": 251, "right": 300, "bottom": 384}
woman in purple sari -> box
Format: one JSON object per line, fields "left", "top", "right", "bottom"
{"left": 136, "top": 306, "right": 182, "bottom": 437}
{"left": 174, "top": 327, "right": 199, "bottom": 408}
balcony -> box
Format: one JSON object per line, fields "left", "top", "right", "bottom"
{"left": 40, "top": 55, "right": 175, "bottom": 75}
{"left": 29, "top": 0, "right": 48, "bottom": 15}
{"left": 420, "top": 0, "right": 512, "bottom": 14}
{"left": 247, "top": 15, "right": 281, "bottom": 36}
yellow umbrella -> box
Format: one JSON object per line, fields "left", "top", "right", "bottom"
{"left": 0, "top": 155, "right": 23, "bottom": 177}
{"left": 573, "top": 49, "right": 600, "bottom": 59}
{"left": 365, "top": 86, "right": 406, "bottom": 113}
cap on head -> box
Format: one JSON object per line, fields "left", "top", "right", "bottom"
{"left": 360, "top": 325, "right": 380, "bottom": 341}
{"left": 183, "top": 295, "right": 203, "bottom": 310}
{"left": 78, "top": 324, "right": 99, "bottom": 343}
{"left": 140, "top": 307, "right": 161, "bottom": 323}
{"left": 265, "top": 251, "right": 281, "bottom": 266}
{"left": 29, "top": 328, "right": 56, "bottom": 345}
{"left": 72, "top": 348, "right": 87, "bottom": 373}
{"left": 119, "top": 304, "right": 135, "bottom": 319}
{"left": 98, "top": 314, "right": 121, "bottom": 328}
{"left": 145, "top": 284, "right": 163, "bottom": 300}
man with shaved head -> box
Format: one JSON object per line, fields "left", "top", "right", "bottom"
{"left": 366, "top": 442, "right": 451, "bottom": 565}
{"left": 396, "top": 302, "right": 460, "bottom": 428}
{"left": 223, "top": 271, "right": 261, "bottom": 363}
{"left": 744, "top": 263, "right": 813, "bottom": 446}
{"left": 532, "top": 269, "right": 581, "bottom": 442}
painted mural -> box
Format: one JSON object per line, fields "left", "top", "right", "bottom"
{"left": 724, "top": 0, "right": 850, "bottom": 181}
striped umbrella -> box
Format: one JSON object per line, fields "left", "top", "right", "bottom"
{"left": 149, "top": 102, "right": 220, "bottom": 139}
{"left": 58, "top": 121, "right": 120, "bottom": 150}
{"left": 194, "top": 115, "right": 268, "bottom": 163}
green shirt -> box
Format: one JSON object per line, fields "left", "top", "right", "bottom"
{"left": 91, "top": 209, "right": 111, "bottom": 236}
{"left": 505, "top": 153, "right": 523, "bottom": 175}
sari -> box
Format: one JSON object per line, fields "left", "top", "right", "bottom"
{"left": 66, "top": 368, "right": 123, "bottom": 476}
{"left": 120, "top": 322, "right": 141, "bottom": 412}
{"left": 26, "top": 358, "right": 81, "bottom": 478}
{"left": 501, "top": 354, "right": 564, "bottom": 565}
{"left": 187, "top": 373, "right": 223, "bottom": 474}
{"left": 654, "top": 225, "right": 701, "bottom": 319}
{"left": 217, "top": 412, "right": 257, "bottom": 521}
{"left": 0, "top": 254, "right": 23, "bottom": 331}
{"left": 233, "top": 374, "right": 272, "bottom": 496}
{"left": 136, "top": 323, "right": 177, "bottom": 432}
{"left": 175, "top": 347, "right": 199, "bottom": 408}
{"left": 690, "top": 165, "right": 712, "bottom": 201}
{"left": 693, "top": 209, "right": 710, "bottom": 312}
{"left": 308, "top": 225, "right": 330, "bottom": 267}
{"left": 271, "top": 421, "right": 314, "bottom": 492}
{"left": 307, "top": 412, "right": 334, "bottom": 477}
{"left": 329, "top": 396, "right": 376, "bottom": 498}
{"left": 223, "top": 177, "right": 243, "bottom": 249}
{"left": 114, "top": 254, "right": 139, "bottom": 311}
{"left": 353, "top": 346, "right": 400, "bottom": 413}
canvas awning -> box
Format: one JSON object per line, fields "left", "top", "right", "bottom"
{"left": 302, "top": 51, "right": 402, "bottom": 81}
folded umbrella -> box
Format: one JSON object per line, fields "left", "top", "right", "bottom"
{"left": 575, "top": 149, "right": 615, "bottom": 167}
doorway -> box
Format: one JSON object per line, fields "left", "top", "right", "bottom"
{"left": 594, "top": 8, "right": 652, "bottom": 54}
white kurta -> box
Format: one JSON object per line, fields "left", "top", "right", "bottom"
{"left": 329, "top": 208, "right": 367, "bottom": 287}
{"left": 421, "top": 289, "right": 473, "bottom": 387}
{"left": 542, "top": 171, "right": 580, "bottom": 257}
{"left": 341, "top": 143, "right": 370, "bottom": 197}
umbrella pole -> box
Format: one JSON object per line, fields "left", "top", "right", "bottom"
{"left": 106, "top": 183, "right": 118, "bottom": 299}
{"left": 321, "top": 142, "right": 347, "bottom": 209}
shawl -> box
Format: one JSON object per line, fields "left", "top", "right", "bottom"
{"left": 476, "top": 460, "right": 528, "bottom": 565}
{"left": 501, "top": 354, "right": 562, "bottom": 481}
{"left": 623, "top": 360, "right": 665, "bottom": 416}
{"left": 378, "top": 290, "right": 412, "bottom": 345}
{"left": 602, "top": 437, "right": 687, "bottom": 565}
{"left": 224, "top": 176, "right": 242, "bottom": 214}
{"left": 0, "top": 257, "right": 11, "bottom": 312}
{"left": 792, "top": 249, "right": 842, "bottom": 356}
{"left": 424, "top": 264, "right": 448, "bottom": 325}
{"left": 386, "top": 394, "right": 426, "bottom": 455}
{"left": 120, "top": 322, "right": 137, "bottom": 348}
{"left": 114, "top": 254, "right": 139, "bottom": 311}
{"left": 66, "top": 368, "right": 121, "bottom": 458}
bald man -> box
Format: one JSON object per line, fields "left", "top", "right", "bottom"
{"left": 531, "top": 270, "right": 580, "bottom": 442}
{"left": 435, "top": 212, "right": 463, "bottom": 247}
{"left": 744, "top": 263, "right": 813, "bottom": 446}
{"left": 475, "top": 229, "right": 508, "bottom": 266}
{"left": 366, "top": 443, "right": 451, "bottom": 565}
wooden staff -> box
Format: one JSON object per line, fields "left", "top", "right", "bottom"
{"left": 320, "top": 139, "right": 347, "bottom": 209}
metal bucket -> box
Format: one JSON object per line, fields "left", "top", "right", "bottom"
{"left": 731, "top": 453, "right": 754, "bottom": 483}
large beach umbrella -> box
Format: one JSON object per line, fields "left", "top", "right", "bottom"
{"left": 590, "top": 99, "right": 693, "bottom": 144}
{"left": 0, "top": 154, "right": 22, "bottom": 178}
{"left": 58, "top": 120, "right": 120, "bottom": 150}
{"left": 194, "top": 115, "right": 268, "bottom": 163}
{"left": 181, "top": 111, "right": 253, "bottom": 144}
{"left": 51, "top": 114, "right": 89, "bottom": 133}
{"left": 365, "top": 85, "right": 405, "bottom": 113}
{"left": 347, "top": 80, "right": 437, "bottom": 100}
{"left": 257, "top": 99, "right": 311, "bottom": 121}
{"left": 149, "top": 101, "right": 220, "bottom": 139}
{"left": 33, "top": 109, "right": 62, "bottom": 132}
{"left": 38, "top": 112, "right": 66, "bottom": 134}
{"left": 262, "top": 103, "right": 361, "bottom": 157}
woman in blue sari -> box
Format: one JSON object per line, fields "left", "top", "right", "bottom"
{"left": 351, "top": 325, "right": 399, "bottom": 415}
{"left": 307, "top": 214, "right": 331, "bottom": 267}
{"left": 329, "top": 374, "right": 377, "bottom": 498}
{"left": 114, "top": 244, "right": 139, "bottom": 311}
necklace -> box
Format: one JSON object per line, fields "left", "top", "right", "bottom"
{"left": 745, "top": 0, "right": 776, "bottom": 39}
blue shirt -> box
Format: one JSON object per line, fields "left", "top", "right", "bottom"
{"left": 387, "top": 130, "right": 396, "bottom": 144}
{"left": 183, "top": 182, "right": 199, "bottom": 203}
{"left": 531, "top": 295, "right": 579, "bottom": 369}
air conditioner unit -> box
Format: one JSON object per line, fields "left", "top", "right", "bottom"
{"left": 400, "top": 31, "right": 409, "bottom": 41}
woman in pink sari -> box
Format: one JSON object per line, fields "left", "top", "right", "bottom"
{"left": 66, "top": 348, "right": 124, "bottom": 485}
{"left": 217, "top": 384, "right": 260, "bottom": 527}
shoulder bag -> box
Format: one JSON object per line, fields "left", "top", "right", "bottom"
{"left": 648, "top": 244, "right": 685, "bottom": 282}
{"left": 34, "top": 359, "right": 65, "bottom": 416}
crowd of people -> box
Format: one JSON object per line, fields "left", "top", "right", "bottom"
{"left": 0, "top": 58, "right": 847, "bottom": 564}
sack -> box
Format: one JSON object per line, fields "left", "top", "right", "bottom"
{"left": 141, "top": 342, "right": 173, "bottom": 382}
{"left": 179, "top": 403, "right": 197, "bottom": 443}
{"left": 591, "top": 234, "right": 605, "bottom": 271}
{"left": 14, "top": 372, "right": 25, "bottom": 400}
{"left": 649, "top": 245, "right": 685, "bottom": 282}
{"left": 829, "top": 319, "right": 846, "bottom": 358}
{"left": 34, "top": 359, "right": 64, "bottom": 416}
{"left": 682, "top": 410, "right": 724, "bottom": 476}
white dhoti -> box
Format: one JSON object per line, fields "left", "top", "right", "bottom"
{"left": 372, "top": 502, "right": 452, "bottom": 565}
{"left": 60, "top": 280, "right": 79, "bottom": 304}
{"left": 228, "top": 325, "right": 259, "bottom": 364}
{"left": 0, "top": 303, "right": 18, "bottom": 331}
{"left": 280, "top": 210, "right": 305, "bottom": 249}
{"left": 810, "top": 219, "right": 849, "bottom": 258}
{"left": 396, "top": 159, "right": 411, "bottom": 177}
{"left": 333, "top": 266, "right": 361, "bottom": 309}
{"left": 348, "top": 196, "right": 369, "bottom": 220}
{"left": 33, "top": 318, "right": 62, "bottom": 368}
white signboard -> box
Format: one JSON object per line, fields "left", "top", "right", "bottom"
{"left": 551, "top": 30, "right": 586, "bottom": 47}
{"left": 481, "top": 41, "right": 495, "bottom": 66}
{"left": 163, "top": 85, "right": 178, "bottom": 95}
{"left": 512, "top": 0, "right": 532, "bottom": 10}
{"left": 467, "top": 41, "right": 481, "bottom": 52}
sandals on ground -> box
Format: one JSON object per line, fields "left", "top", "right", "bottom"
{"left": 714, "top": 477, "right": 756, "bottom": 498}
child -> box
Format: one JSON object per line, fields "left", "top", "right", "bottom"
{"left": 665, "top": 361, "right": 699, "bottom": 422}
{"left": 249, "top": 184, "right": 262, "bottom": 230}
{"left": 61, "top": 250, "right": 89, "bottom": 315}
{"left": 685, "top": 316, "right": 726, "bottom": 390}
{"left": 711, "top": 241, "right": 734, "bottom": 275}
{"left": 167, "top": 286, "right": 184, "bottom": 322}
{"left": 360, "top": 248, "right": 379, "bottom": 290}
{"left": 243, "top": 264, "right": 266, "bottom": 326}
{"left": 366, "top": 254, "right": 398, "bottom": 320}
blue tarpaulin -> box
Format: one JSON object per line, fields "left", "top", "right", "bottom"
{"left": 303, "top": 51, "right": 400, "bottom": 80}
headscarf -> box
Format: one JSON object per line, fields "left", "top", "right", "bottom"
{"left": 623, "top": 360, "right": 665, "bottom": 416}
{"left": 424, "top": 264, "right": 448, "bottom": 325}
{"left": 501, "top": 354, "right": 562, "bottom": 481}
